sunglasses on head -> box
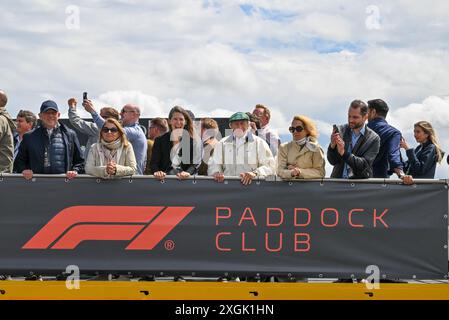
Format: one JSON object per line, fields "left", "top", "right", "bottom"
{"left": 289, "top": 125, "right": 304, "bottom": 133}
{"left": 102, "top": 127, "right": 119, "bottom": 133}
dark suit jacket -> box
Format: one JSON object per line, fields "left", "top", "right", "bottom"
{"left": 327, "top": 124, "right": 380, "bottom": 179}
{"left": 150, "top": 131, "right": 198, "bottom": 175}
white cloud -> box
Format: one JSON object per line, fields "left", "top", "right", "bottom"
{"left": 294, "top": 13, "right": 354, "bottom": 42}
{"left": 96, "top": 90, "right": 166, "bottom": 117}
{"left": 2, "top": 1, "right": 449, "bottom": 179}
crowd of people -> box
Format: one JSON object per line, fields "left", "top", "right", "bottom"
{"left": 0, "top": 89, "right": 446, "bottom": 185}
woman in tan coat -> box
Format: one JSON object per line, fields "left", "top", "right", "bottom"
{"left": 85, "top": 118, "right": 137, "bottom": 179}
{"left": 277, "top": 115, "right": 325, "bottom": 179}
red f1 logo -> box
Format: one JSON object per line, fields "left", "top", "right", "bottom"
{"left": 22, "top": 206, "right": 194, "bottom": 250}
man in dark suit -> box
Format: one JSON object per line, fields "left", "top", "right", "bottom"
{"left": 327, "top": 100, "right": 380, "bottom": 179}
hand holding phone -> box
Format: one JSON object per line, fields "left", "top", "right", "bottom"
{"left": 331, "top": 124, "right": 340, "bottom": 149}
{"left": 82, "top": 99, "right": 95, "bottom": 114}
{"left": 333, "top": 124, "right": 339, "bottom": 134}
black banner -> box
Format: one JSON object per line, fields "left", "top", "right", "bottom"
{"left": 0, "top": 176, "right": 447, "bottom": 279}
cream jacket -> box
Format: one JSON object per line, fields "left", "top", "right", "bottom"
{"left": 85, "top": 142, "right": 137, "bottom": 179}
{"left": 208, "top": 132, "right": 276, "bottom": 177}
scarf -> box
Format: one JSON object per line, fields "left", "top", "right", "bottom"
{"left": 295, "top": 136, "right": 318, "bottom": 152}
{"left": 100, "top": 138, "right": 122, "bottom": 164}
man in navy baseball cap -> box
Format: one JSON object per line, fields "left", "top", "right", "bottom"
{"left": 14, "top": 99, "right": 84, "bottom": 179}
{"left": 40, "top": 100, "right": 59, "bottom": 113}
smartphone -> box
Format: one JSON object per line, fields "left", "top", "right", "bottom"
{"left": 333, "top": 124, "right": 339, "bottom": 134}
{"left": 83, "top": 92, "right": 88, "bottom": 100}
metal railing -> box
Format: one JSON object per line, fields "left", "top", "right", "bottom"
{"left": 1, "top": 173, "right": 447, "bottom": 185}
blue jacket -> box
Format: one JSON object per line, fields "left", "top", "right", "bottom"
{"left": 367, "top": 118, "right": 403, "bottom": 178}
{"left": 14, "top": 123, "right": 85, "bottom": 174}
{"left": 404, "top": 140, "right": 437, "bottom": 178}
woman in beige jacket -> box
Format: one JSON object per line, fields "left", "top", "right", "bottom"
{"left": 277, "top": 115, "right": 325, "bottom": 179}
{"left": 85, "top": 118, "right": 137, "bottom": 179}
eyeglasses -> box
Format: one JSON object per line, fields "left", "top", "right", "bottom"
{"left": 102, "top": 127, "right": 119, "bottom": 133}
{"left": 121, "top": 109, "right": 134, "bottom": 114}
{"left": 289, "top": 126, "right": 304, "bottom": 133}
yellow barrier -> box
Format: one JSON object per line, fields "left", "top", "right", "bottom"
{"left": 1, "top": 281, "right": 449, "bottom": 300}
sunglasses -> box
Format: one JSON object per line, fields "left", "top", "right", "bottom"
{"left": 102, "top": 127, "right": 119, "bottom": 133}
{"left": 289, "top": 126, "right": 304, "bottom": 133}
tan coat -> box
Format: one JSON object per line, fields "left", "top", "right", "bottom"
{"left": 277, "top": 140, "right": 325, "bottom": 179}
{"left": 0, "top": 108, "right": 15, "bottom": 173}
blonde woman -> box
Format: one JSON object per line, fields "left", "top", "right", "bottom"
{"left": 85, "top": 118, "right": 137, "bottom": 178}
{"left": 277, "top": 115, "right": 325, "bottom": 179}
{"left": 400, "top": 121, "right": 443, "bottom": 181}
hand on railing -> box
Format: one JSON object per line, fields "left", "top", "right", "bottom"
{"left": 66, "top": 171, "right": 78, "bottom": 180}
{"left": 213, "top": 172, "right": 224, "bottom": 183}
{"left": 22, "top": 169, "right": 33, "bottom": 180}
{"left": 240, "top": 172, "right": 256, "bottom": 185}
{"left": 402, "top": 175, "right": 414, "bottom": 185}
{"left": 176, "top": 171, "right": 190, "bottom": 180}
{"left": 154, "top": 171, "right": 166, "bottom": 181}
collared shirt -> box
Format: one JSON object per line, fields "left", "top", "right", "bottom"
{"left": 45, "top": 123, "right": 60, "bottom": 138}
{"left": 234, "top": 130, "right": 250, "bottom": 149}
{"left": 13, "top": 136, "right": 22, "bottom": 160}
{"left": 342, "top": 125, "right": 366, "bottom": 178}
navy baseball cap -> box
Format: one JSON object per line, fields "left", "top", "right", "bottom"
{"left": 40, "top": 100, "right": 59, "bottom": 113}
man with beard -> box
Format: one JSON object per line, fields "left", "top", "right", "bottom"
{"left": 252, "top": 104, "right": 280, "bottom": 156}
{"left": 327, "top": 100, "right": 380, "bottom": 179}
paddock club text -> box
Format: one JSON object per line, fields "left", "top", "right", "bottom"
{"left": 214, "top": 206, "right": 389, "bottom": 252}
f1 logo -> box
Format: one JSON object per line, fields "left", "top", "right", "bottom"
{"left": 22, "top": 206, "right": 194, "bottom": 250}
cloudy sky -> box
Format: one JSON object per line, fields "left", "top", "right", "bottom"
{"left": 2, "top": 0, "right": 449, "bottom": 177}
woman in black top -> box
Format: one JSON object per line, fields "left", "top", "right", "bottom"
{"left": 400, "top": 121, "right": 443, "bottom": 181}
{"left": 150, "top": 106, "right": 199, "bottom": 181}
